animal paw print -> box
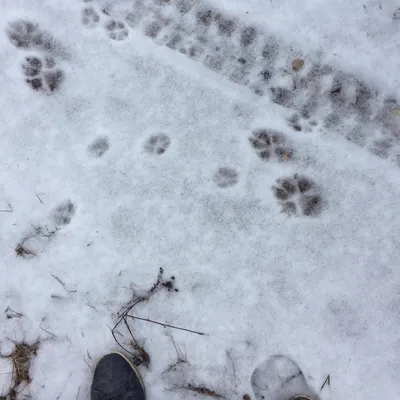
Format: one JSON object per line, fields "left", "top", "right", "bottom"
{"left": 105, "top": 20, "right": 128, "bottom": 41}
{"left": 144, "top": 133, "right": 171, "bottom": 155}
{"left": 213, "top": 167, "right": 239, "bottom": 188}
{"left": 52, "top": 200, "right": 76, "bottom": 226}
{"left": 87, "top": 137, "right": 109, "bottom": 158}
{"left": 369, "top": 138, "right": 393, "bottom": 159}
{"left": 249, "top": 129, "right": 293, "bottom": 161}
{"left": 273, "top": 174, "right": 323, "bottom": 216}
{"left": 21, "top": 54, "right": 64, "bottom": 92}
{"left": 7, "top": 20, "right": 48, "bottom": 50}
{"left": 81, "top": 6, "right": 100, "bottom": 28}
{"left": 286, "top": 113, "right": 318, "bottom": 133}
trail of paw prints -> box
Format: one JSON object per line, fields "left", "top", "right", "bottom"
{"left": 96, "top": 0, "right": 400, "bottom": 168}
{"left": 273, "top": 174, "right": 323, "bottom": 217}
{"left": 6, "top": 20, "right": 65, "bottom": 93}
{"left": 15, "top": 200, "right": 77, "bottom": 259}
{"left": 144, "top": 133, "right": 171, "bottom": 155}
{"left": 249, "top": 129, "right": 293, "bottom": 162}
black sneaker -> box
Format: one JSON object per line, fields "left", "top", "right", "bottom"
{"left": 91, "top": 352, "right": 145, "bottom": 400}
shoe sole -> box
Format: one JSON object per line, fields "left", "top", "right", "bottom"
{"left": 94, "top": 351, "right": 146, "bottom": 398}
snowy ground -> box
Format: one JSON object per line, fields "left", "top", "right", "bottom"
{"left": 1, "top": 0, "right": 400, "bottom": 399}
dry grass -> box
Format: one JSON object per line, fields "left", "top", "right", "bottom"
{"left": 112, "top": 268, "right": 182, "bottom": 368}
{"left": 174, "top": 384, "right": 225, "bottom": 398}
{"left": 3, "top": 340, "right": 40, "bottom": 400}
{"left": 162, "top": 338, "right": 188, "bottom": 374}
{"left": 15, "top": 242, "right": 36, "bottom": 258}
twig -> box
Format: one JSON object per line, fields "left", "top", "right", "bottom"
{"left": 76, "top": 386, "right": 81, "bottom": 400}
{"left": 51, "top": 274, "right": 76, "bottom": 294}
{"left": 87, "top": 303, "right": 97, "bottom": 311}
{"left": 51, "top": 274, "right": 66, "bottom": 289}
{"left": 320, "top": 374, "right": 331, "bottom": 391}
{"left": 32, "top": 224, "right": 58, "bottom": 239}
{"left": 15, "top": 243, "right": 36, "bottom": 258}
{"left": 127, "top": 315, "right": 207, "bottom": 336}
{"left": 36, "top": 194, "right": 43, "bottom": 204}
{"left": 56, "top": 373, "right": 71, "bottom": 399}
{"left": 110, "top": 321, "right": 137, "bottom": 359}
{"left": 111, "top": 297, "right": 149, "bottom": 364}
{"left": 111, "top": 268, "right": 182, "bottom": 367}
{"left": 0, "top": 203, "right": 13, "bottom": 212}
{"left": 39, "top": 319, "right": 56, "bottom": 338}
{"left": 162, "top": 338, "right": 188, "bottom": 374}
{"left": 5, "top": 307, "right": 23, "bottom": 319}
{"left": 173, "top": 384, "right": 225, "bottom": 398}
{"left": 149, "top": 267, "right": 165, "bottom": 294}
{"left": 124, "top": 319, "right": 150, "bottom": 368}
{"left": 83, "top": 357, "right": 93, "bottom": 372}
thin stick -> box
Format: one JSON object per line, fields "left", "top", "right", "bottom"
{"left": 83, "top": 357, "right": 93, "bottom": 372}
{"left": 0, "top": 202, "right": 12, "bottom": 212}
{"left": 320, "top": 374, "right": 331, "bottom": 391}
{"left": 127, "top": 315, "right": 207, "bottom": 336}
{"left": 110, "top": 324, "right": 136, "bottom": 358}
{"left": 36, "top": 194, "right": 43, "bottom": 204}
{"left": 123, "top": 318, "right": 150, "bottom": 367}
{"left": 87, "top": 303, "right": 97, "bottom": 311}
{"left": 39, "top": 319, "right": 56, "bottom": 338}
{"left": 51, "top": 274, "right": 66, "bottom": 289}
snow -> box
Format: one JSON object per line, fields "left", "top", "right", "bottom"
{"left": 0, "top": 0, "right": 400, "bottom": 399}
{"left": 219, "top": 0, "right": 400, "bottom": 93}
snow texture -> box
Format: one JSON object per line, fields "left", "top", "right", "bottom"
{"left": 0, "top": 0, "right": 400, "bottom": 399}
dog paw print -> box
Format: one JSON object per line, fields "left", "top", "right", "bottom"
{"left": 287, "top": 114, "right": 303, "bottom": 132}
{"left": 213, "top": 167, "right": 239, "bottom": 188}
{"left": 105, "top": 20, "right": 128, "bottom": 41}
{"left": 87, "top": 137, "right": 110, "bottom": 158}
{"left": 52, "top": 200, "right": 76, "bottom": 226}
{"left": 21, "top": 54, "right": 64, "bottom": 92}
{"left": 286, "top": 113, "right": 317, "bottom": 133}
{"left": 144, "top": 133, "right": 171, "bottom": 155}
{"left": 249, "top": 129, "right": 293, "bottom": 161}
{"left": 81, "top": 6, "right": 100, "bottom": 28}
{"left": 7, "top": 20, "right": 42, "bottom": 49}
{"left": 273, "top": 174, "right": 323, "bottom": 216}
{"left": 369, "top": 138, "right": 393, "bottom": 159}
{"left": 7, "top": 20, "right": 56, "bottom": 52}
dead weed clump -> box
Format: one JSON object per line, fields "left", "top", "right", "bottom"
{"left": 2, "top": 340, "right": 40, "bottom": 400}
{"left": 15, "top": 241, "right": 36, "bottom": 259}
